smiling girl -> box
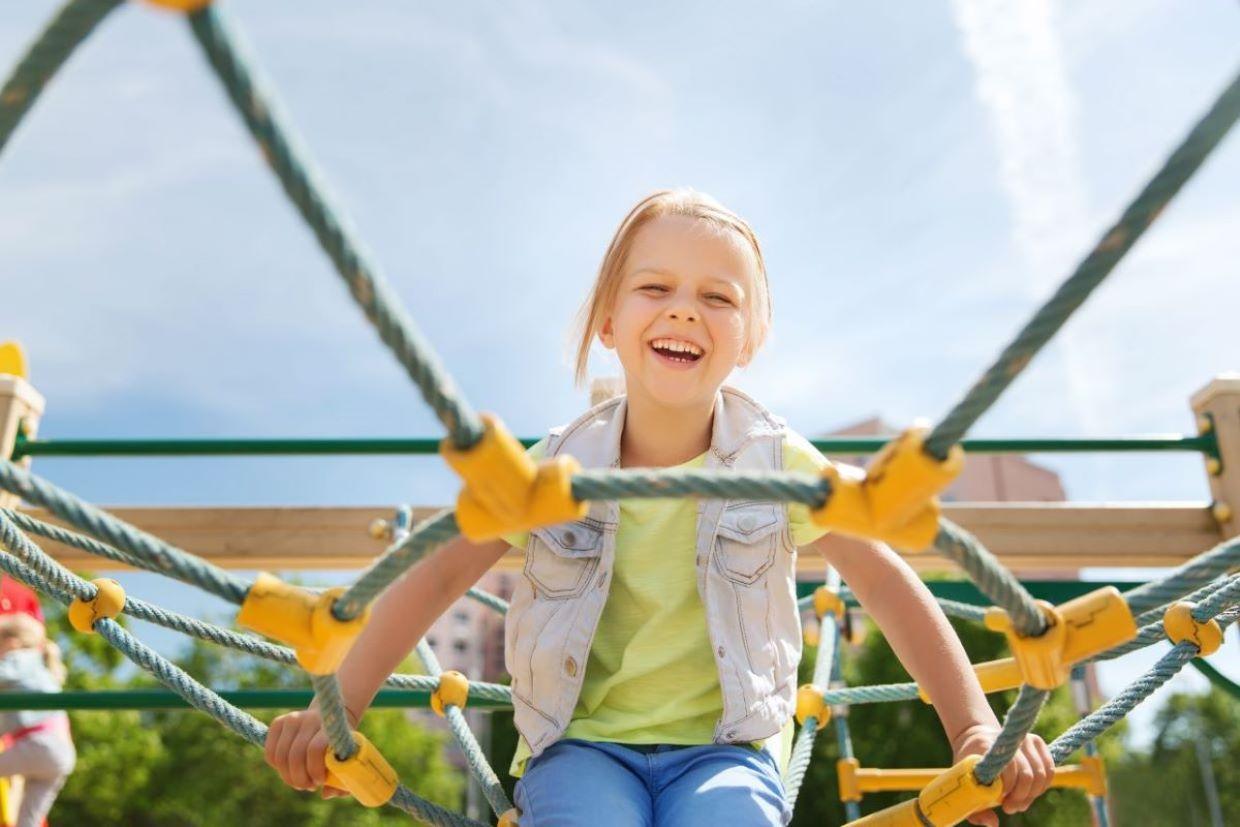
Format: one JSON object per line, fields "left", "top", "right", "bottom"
{"left": 266, "top": 189, "right": 1053, "bottom": 826}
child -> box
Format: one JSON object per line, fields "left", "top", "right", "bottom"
{"left": 0, "top": 613, "right": 74, "bottom": 827}
{"left": 266, "top": 190, "right": 1054, "bottom": 826}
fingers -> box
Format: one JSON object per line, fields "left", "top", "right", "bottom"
{"left": 1002, "top": 751, "right": 1035, "bottom": 814}
{"left": 1030, "top": 736, "right": 1055, "bottom": 799}
{"left": 966, "top": 811, "right": 997, "bottom": 827}
{"left": 287, "top": 724, "right": 321, "bottom": 790}
{"left": 1002, "top": 736, "right": 1055, "bottom": 814}
{"left": 264, "top": 714, "right": 286, "bottom": 772}
{"left": 303, "top": 731, "right": 329, "bottom": 790}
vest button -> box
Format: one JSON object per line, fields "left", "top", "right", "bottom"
{"left": 563, "top": 530, "right": 577, "bottom": 546}
{"left": 717, "top": 646, "right": 725, "bottom": 659}
{"left": 565, "top": 657, "right": 578, "bottom": 677}
{"left": 738, "top": 515, "right": 756, "bottom": 532}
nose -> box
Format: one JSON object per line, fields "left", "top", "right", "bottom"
{"left": 666, "top": 297, "right": 699, "bottom": 323}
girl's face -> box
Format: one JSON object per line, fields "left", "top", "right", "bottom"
{"left": 600, "top": 214, "right": 759, "bottom": 410}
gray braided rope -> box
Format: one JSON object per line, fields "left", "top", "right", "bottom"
{"left": 925, "top": 68, "right": 1240, "bottom": 459}
{"left": 0, "top": 509, "right": 92, "bottom": 601}
{"left": 973, "top": 685, "right": 1049, "bottom": 785}
{"left": 414, "top": 640, "right": 513, "bottom": 816}
{"left": 934, "top": 520, "right": 1046, "bottom": 637}
{"left": 0, "top": 0, "right": 122, "bottom": 157}
{"left": 572, "top": 467, "right": 829, "bottom": 507}
{"left": 185, "top": 6, "right": 483, "bottom": 449}
{"left": 390, "top": 786, "right": 486, "bottom": 827}
{"left": 1133, "top": 574, "right": 1236, "bottom": 628}
{"left": 1124, "top": 536, "right": 1240, "bottom": 615}
{"left": 3, "top": 508, "right": 164, "bottom": 573}
{"left": 335, "top": 509, "right": 461, "bottom": 621}
{"left": 824, "top": 682, "right": 921, "bottom": 705}
{"left": 0, "top": 460, "right": 249, "bottom": 604}
{"left": 830, "top": 654, "right": 863, "bottom": 823}
{"left": 311, "top": 673, "right": 359, "bottom": 760}
{"left": 465, "top": 587, "right": 509, "bottom": 614}
{"left": 795, "top": 590, "right": 985, "bottom": 623}
{"left": 1192, "top": 575, "right": 1240, "bottom": 622}
{"left": 1050, "top": 605, "right": 1239, "bottom": 763}
{"left": 784, "top": 571, "right": 841, "bottom": 805}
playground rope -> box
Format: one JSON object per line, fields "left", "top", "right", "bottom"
{"left": 0, "top": 1, "right": 1237, "bottom": 824}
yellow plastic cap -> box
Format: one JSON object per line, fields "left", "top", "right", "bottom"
{"left": 917, "top": 755, "right": 1004, "bottom": 826}
{"left": 812, "top": 464, "right": 941, "bottom": 551}
{"left": 237, "top": 574, "right": 371, "bottom": 675}
{"left": 443, "top": 414, "right": 587, "bottom": 540}
{"left": 497, "top": 809, "right": 521, "bottom": 826}
{"left": 430, "top": 670, "right": 470, "bottom": 717}
{"left": 795, "top": 684, "right": 830, "bottom": 730}
{"left": 813, "top": 586, "right": 845, "bottom": 620}
{"left": 323, "top": 732, "right": 398, "bottom": 808}
{"left": 984, "top": 587, "right": 1137, "bottom": 690}
{"left": 1163, "top": 601, "right": 1224, "bottom": 656}
{"left": 0, "top": 341, "right": 27, "bottom": 379}
{"left": 68, "top": 578, "right": 126, "bottom": 633}
{"left": 143, "top": 0, "right": 213, "bottom": 11}
{"left": 837, "top": 757, "right": 863, "bottom": 803}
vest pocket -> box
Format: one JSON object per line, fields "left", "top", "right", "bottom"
{"left": 525, "top": 520, "right": 603, "bottom": 599}
{"left": 714, "top": 502, "right": 781, "bottom": 585}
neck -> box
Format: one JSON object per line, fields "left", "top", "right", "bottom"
{"left": 619, "top": 384, "right": 716, "bottom": 468}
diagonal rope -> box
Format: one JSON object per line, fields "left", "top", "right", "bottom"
{"left": 934, "top": 519, "right": 1046, "bottom": 637}
{"left": 924, "top": 68, "right": 1240, "bottom": 460}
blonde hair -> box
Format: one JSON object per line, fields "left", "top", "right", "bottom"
{"left": 572, "top": 189, "right": 771, "bottom": 388}
{"left": 0, "top": 613, "right": 65, "bottom": 686}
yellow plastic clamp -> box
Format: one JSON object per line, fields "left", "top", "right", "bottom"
{"left": 813, "top": 586, "right": 846, "bottom": 620}
{"left": 0, "top": 341, "right": 27, "bottom": 379}
{"left": 68, "top": 578, "right": 126, "bottom": 633}
{"left": 497, "top": 809, "right": 521, "bottom": 827}
{"left": 918, "top": 658, "right": 1023, "bottom": 703}
{"left": 983, "top": 587, "right": 1137, "bottom": 691}
{"left": 812, "top": 424, "right": 963, "bottom": 551}
{"left": 1163, "top": 601, "right": 1224, "bottom": 656}
{"left": 795, "top": 684, "right": 831, "bottom": 729}
{"left": 323, "top": 731, "right": 398, "bottom": 808}
{"left": 837, "top": 757, "right": 862, "bottom": 803}
{"left": 842, "top": 758, "right": 1003, "bottom": 825}
{"left": 143, "top": 0, "right": 213, "bottom": 11}
{"left": 430, "top": 670, "right": 469, "bottom": 717}
{"left": 839, "top": 762, "right": 1101, "bottom": 798}
{"left": 236, "top": 574, "right": 370, "bottom": 675}
{"left": 442, "top": 414, "right": 587, "bottom": 540}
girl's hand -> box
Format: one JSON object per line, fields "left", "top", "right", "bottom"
{"left": 265, "top": 708, "right": 342, "bottom": 796}
{"left": 952, "top": 724, "right": 1055, "bottom": 826}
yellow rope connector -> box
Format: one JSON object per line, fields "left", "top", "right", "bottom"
{"left": 983, "top": 587, "right": 1137, "bottom": 691}
{"left": 430, "top": 670, "right": 469, "bottom": 717}
{"left": 497, "top": 809, "right": 521, "bottom": 827}
{"left": 811, "top": 425, "right": 963, "bottom": 551}
{"left": 795, "top": 684, "right": 831, "bottom": 729}
{"left": 323, "top": 731, "right": 398, "bottom": 808}
{"left": 143, "top": 0, "right": 213, "bottom": 11}
{"left": 813, "top": 586, "right": 846, "bottom": 620}
{"left": 1163, "top": 601, "right": 1224, "bottom": 656}
{"left": 1077, "top": 755, "right": 1108, "bottom": 797}
{"left": 68, "top": 578, "right": 126, "bottom": 633}
{"left": 918, "top": 658, "right": 1023, "bottom": 703}
{"left": 845, "top": 756, "right": 1003, "bottom": 826}
{"left": 837, "top": 757, "right": 862, "bottom": 803}
{"left": 0, "top": 341, "right": 28, "bottom": 379}
{"left": 442, "top": 414, "right": 587, "bottom": 541}
{"left": 236, "top": 574, "right": 370, "bottom": 675}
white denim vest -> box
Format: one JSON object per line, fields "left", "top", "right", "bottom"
{"left": 504, "top": 386, "right": 801, "bottom": 759}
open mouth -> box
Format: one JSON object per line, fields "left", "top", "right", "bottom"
{"left": 649, "top": 337, "right": 704, "bottom": 365}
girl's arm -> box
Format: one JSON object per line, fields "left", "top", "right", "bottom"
{"left": 811, "top": 533, "right": 1054, "bottom": 825}
{"left": 264, "top": 533, "right": 511, "bottom": 792}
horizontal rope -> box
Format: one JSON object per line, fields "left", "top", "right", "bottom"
{"left": 1123, "top": 536, "right": 1240, "bottom": 615}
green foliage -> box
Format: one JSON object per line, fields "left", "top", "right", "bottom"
{"left": 44, "top": 603, "right": 465, "bottom": 826}
{"left": 1109, "top": 688, "right": 1240, "bottom": 825}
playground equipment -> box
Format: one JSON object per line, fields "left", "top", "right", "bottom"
{"left": 1, "top": 2, "right": 1238, "bottom": 825}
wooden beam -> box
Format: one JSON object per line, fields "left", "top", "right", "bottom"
{"left": 15, "top": 502, "right": 1223, "bottom": 574}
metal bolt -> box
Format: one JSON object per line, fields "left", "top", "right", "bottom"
{"left": 1197, "top": 414, "right": 1213, "bottom": 435}
{"left": 1211, "top": 501, "right": 1233, "bottom": 525}
{"left": 1206, "top": 457, "right": 1222, "bottom": 476}
{"left": 367, "top": 518, "right": 392, "bottom": 540}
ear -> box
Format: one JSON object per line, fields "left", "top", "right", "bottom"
{"left": 598, "top": 317, "right": 616, "bottom": 350}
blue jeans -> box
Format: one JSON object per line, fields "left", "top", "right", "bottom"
{"left": 514, "top": 740, "right": 791, "bottom": 826}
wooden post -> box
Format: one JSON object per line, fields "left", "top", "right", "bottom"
{"left": 1191, "top": 374, "right": 1240, "bottom": 540}
{"left": 0, "top": 347, "right": 45, "bottom": 511}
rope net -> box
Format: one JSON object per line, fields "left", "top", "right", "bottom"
{"left": 1, "top": 2, "right": 1238, "bottom": 824}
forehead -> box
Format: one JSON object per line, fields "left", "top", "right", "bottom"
{"left": 624, "top": 214, "right": 759, "bottom": 292}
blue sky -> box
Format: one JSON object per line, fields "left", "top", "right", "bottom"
{"left": 2, "top": 1, "right": 1238, "bottom": 748}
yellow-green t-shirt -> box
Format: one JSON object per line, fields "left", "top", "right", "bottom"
{"left": 504, "top": 430, "right": 832, "bottom": 776}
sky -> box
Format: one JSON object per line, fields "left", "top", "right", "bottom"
{"left": 1, "top": 0, "right": 1238, "bottom": 752}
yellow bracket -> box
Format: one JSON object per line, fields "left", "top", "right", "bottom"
{"left": 845, "top": 756, "right": 1003, "bottom": 826}
{"left": 497, "top": 809, "right": 520, "bottom": 827}
{"left": 0, "top": 341, "right": 27, "bottom": 380}
{"left": 68, "top": 578, "right": 126, "bottom": 633}
{"left": 236, "top": 573, "right": 370, "bottom": 675}
{"left": 430, "top": 670, "right": 469, "bottom": 717}
{"left": 840, "top": 757, "right": 1104, "bottom": 806}
{"left": 323, "top": 731, "right": 398, "bottom": 808}
{"left": 442, "top": 414, "right": 587, "bottom": 541}
{"left": 143, "top": 0, "right": 213, "bottom": 11}
{"left": 813, "top": 586, "right": 846, "bottom": 620}
{"left": 983, "top": 587, "right": 1137, "bottom": 691}
{"left": 1163, "top": 601, "right": 1224, "bottom": 656}
{"left": 795, "top": 684, "right": 831, "bottom": 730}
{"left": 811, "top": 425, "right": 963, "bottom": 551}
{"left": 918, "top": 658, "right": 1023, "bottom": 703}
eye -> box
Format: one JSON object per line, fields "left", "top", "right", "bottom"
{"left": 640, "top": 284, "right": 669, "bottom": 294}
{"left": 705, "top": 293, "right": 734, "bottom": 305}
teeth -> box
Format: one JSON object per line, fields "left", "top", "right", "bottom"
{"left": 651, "top": 338, "right": 703, "bottom": 356}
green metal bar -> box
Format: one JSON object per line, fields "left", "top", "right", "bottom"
{"left": 10, "top": 433, "right": 1216, "bottom": 460}
{"left": 796, "top": 579, "right": 1145, "bottom": 606}
{"left": 1189, "top": 657, "right": 1240, "bottom": 702}
{"left": 0, "top": 687, "right": 511, "bottom": 712}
